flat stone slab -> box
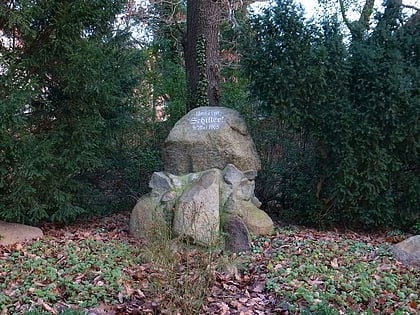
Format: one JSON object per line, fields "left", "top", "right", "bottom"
{"left": 0, "top": 221, "right": 44, "bottom": 245}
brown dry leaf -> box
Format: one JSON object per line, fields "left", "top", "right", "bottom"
{"left": 217, "top": 302, "right": 230, "bottom": 314}
{"left": 251, "top": 281, "right": 265, "bottom": 293}
{"left": 308, "top": 279, "right": 324, "bottom": 287}
{"left": 15, "top": 243, "right": 23, "bottom": 251}
{"left": 118, "top": 292, "right": 124, "bottom": 303}
{"left": 409, "top": 300, "right": 418, "bottom": 309}
{"left": 37, "top": 298, "right": 57, "bottom": 314}
{"left": 230, "top": 300, "right": 241, "bottom": 309}
{"left": 136, "top": 289, "right": 146, "bottom": 298}
{"left": 378, "top": 296, "right": 387, "bottom": 305}
{"left": 123, "top": 281, "right": 134, "bottom": 297}
{"left": 330, "top": 257, "right": 339, "bottom": 268}
{"left": 234, "top": 272, "right": 242, "bottom": 282}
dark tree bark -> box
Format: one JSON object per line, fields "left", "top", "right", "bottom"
{"left": 185, "top": 0, "right": 221, "bottom": 110}
{"left": 338, "top": 0, "right": 375, "bottom": 40}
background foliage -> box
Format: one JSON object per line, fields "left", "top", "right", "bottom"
{"left": 241, "top": 0, "right": 419, "bottom": 230}
{"left": 1, "top": 0, "right": 418, "bottom": 231}
{"left": 0, "top": 0, "right": 154, "bottom": 223}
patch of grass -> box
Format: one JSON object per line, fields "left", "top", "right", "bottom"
{"left": 253, "top": 227, "right": 420, "bottom": 314}
{"left": 136, "top": 218, "right": 225, "bottom": 314}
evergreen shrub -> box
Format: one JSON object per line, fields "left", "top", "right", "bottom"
{"left": 0, "top": 0, "right": 142, "bottom": 223}
{"left": 241, "top": 0, "right": 419, "bottom": 230}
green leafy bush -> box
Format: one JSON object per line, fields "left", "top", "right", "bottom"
{"left": 241, "top": 0, "right": 419, "bottom": 230}
{"left": 0, "top": 0, "right": 143, "bottom": 223}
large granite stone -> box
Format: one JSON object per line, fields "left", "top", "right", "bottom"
{"left": 173, "top": 170, "right": 220, "bottom": 245}
{"left": 131, "top": 107, "right": 272, "bottom": 250}
{"left": 0, "top": 221, "right": 43, "bottom": 245}
{"left": 129, "top": 194, "right": 165, "bottom": 239}
{"left": 241, "top": 204, "right": 274, "bottom": 236}
{"left": 392, "top": 235, "right": 420, "bottom": 268}
{"left": 163, "top": 107, "right": 261, "bottom": 175}
{"left": 223, "top": 215, "right": 251, "bottom": 253}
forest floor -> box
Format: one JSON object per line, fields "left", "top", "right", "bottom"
{"left": 0, "top": 211, "right": 419, "bottom": 315}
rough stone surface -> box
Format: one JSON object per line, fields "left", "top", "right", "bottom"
{"left": 163, "top": 107, "right": 261, "bottom": 175}
{"left": 223, "top": 164, "right": 263, "bottom": 214}
{"left": 129, "top": 194, "right": 164, "bottom": 239}
{"left": 129, "top": 165, "right": 274, "bottom": 247}
{"left": 131, "top": 108, "right": 272, "bottom": 249}
{"left": 149, "top": 172, "right": 173, "bottom": 192}
{"left": 173, "top": 170, "right": 220, "bottom": 245}
{"left": 0, "top": 221, "right": 43, "bottom": 245}
{"left": 392, "top": 235, "right": 420, "bottom": 268}
{"left": 239, "top": 202, "right": 274, "bottom": 236}
{"left": 223, "top": 215, "right": 251, "bottom": 253}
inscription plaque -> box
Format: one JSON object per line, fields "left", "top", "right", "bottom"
{"left": 190, "top": 109, "right": 225, "bottom": 131}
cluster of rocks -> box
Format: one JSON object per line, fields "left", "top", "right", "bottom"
{"left": 130, "top": 164, "right": 273, "bottom": 252}
{"left": 129, "top": 107, "right": 274, "bottom": 252}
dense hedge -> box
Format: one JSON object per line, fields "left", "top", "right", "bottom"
{"left": 241, "top": 0, "right": 419, "bottom": 230}
{"left": 0, "top": 0, "right": 152, "bottom": 223}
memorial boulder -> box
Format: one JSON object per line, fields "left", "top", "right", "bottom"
{"left": 130, "top": 107, "right": 273, "bottom": 251}
{"left": 163, "top": 107, "right": 261, "bottom": 175}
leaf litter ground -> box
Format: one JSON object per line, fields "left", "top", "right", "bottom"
{"left": 0, "top": 212, "right": 418, "bottom": 314}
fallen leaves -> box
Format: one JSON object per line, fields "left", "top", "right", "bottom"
{"left": 36, "top": 298, "right": 57, "bottom": 314}
{"left": 1, "top": 213, "right": 419, "bottom": 314}
{"left": 409, "top": 300, "right": 418, "bottom": 312}
{"left": 205, "top": 272, "right": 278, "bottom": 315}
{"left": 252, "top": 225, "right": 420, "bottom": 314}
{"left": 0, "top": 213, "right": 144, "bottom": 314}
{"left": 330, "top": 257, "right": 339, "bottom": 269}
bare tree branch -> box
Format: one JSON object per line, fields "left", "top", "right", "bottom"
{"left": 402, "top": 4, "right": 419, "bottom": 11}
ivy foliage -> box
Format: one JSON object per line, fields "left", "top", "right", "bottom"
{"left": 195, "top": 34, "right": 208, "bottom": 107}
{"left": 0, "top": 0, "right": 142, "bottom": 223}
{"left": 241, "top": 0, "right": 419, "bottom": 230}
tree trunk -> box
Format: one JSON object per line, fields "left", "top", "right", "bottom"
{"left": 185, "top": 0, "right": 221, "bottom": 110}
{"left": 338, "top": 0, "right": 376, "bottom": 40}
